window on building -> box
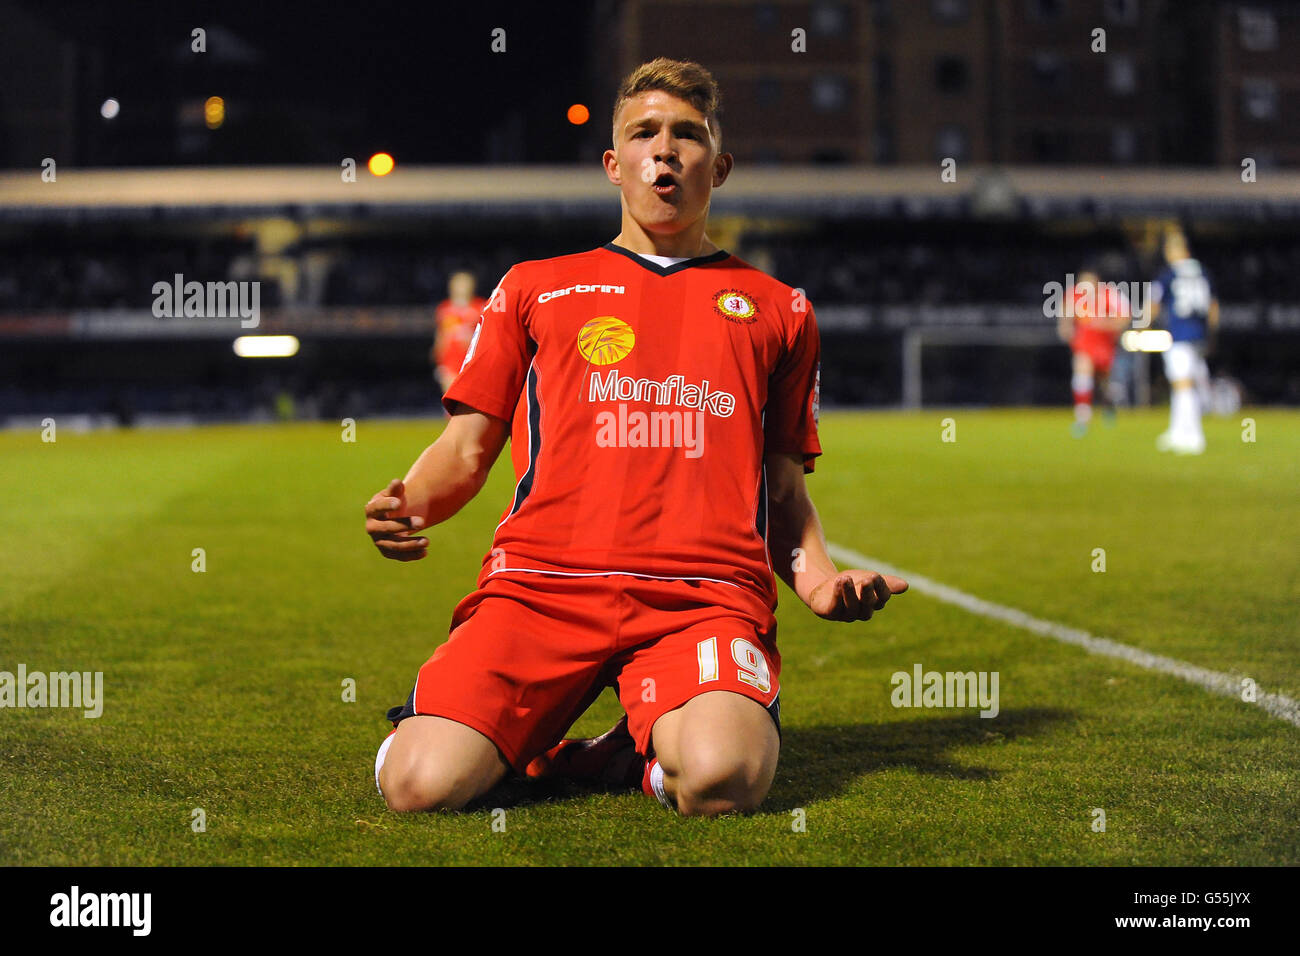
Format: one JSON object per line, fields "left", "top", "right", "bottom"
{"left": 873, "top": 122, "right": 896, "bottom": 163}
{"left": 1242, "top": 78, "right": 1278, "bottom": 121}
{"left": 757, "top": 76, "right": 782, "bottom": 108}
{"left": 754, "top": 3, "right": 779, "bottom": 31}
{"left": 812, "top": 147, "right": 851, "bottom": 164}
{"left": 935, "top": 124, "right": 969, "bottom": 162}
{"left": 874, "top": 55, "right": 893, "bottom": 95}
{"left": 1107, "top": 55, "right": 1136, "bottom": 95}
{"left": 1246, "top": 148, "right": 1278, "bottom": 169}
{"left": 1111, "top": 125, "right": 1138, "bottom": 161}
{"left": 1104, "top": 0, "right": 1139, "bottom": 25}
{"left": 811, "top": 74, "right": 850, "bottom": 112}
{"left": 1031, "top": 52, "right": 1066, "bottom": 92}
{"left": 1238, "top": 7, "right": 1279, "bottom": 51}
{"left": 935, "top": 56, "right": 970, "bottom": 93}
{"left": 870, "top": 0, "right": 893, "bottom": 26}
{"left": 1027, "top": 0, "right": 1065, "bottom": 23}
{"left": 931, "top": 0, "right": 969, "bottom": 22}
{"left": 811, "top": 1, "right": 849, "bottom": 35}
{"left": 1029, "top": 128, "right": 1070, "bottom": 162}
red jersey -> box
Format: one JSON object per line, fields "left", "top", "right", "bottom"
{"left": 442, "top": 241, "right": 822, "bottom": 613}
{"left": 434, "top": 297, "right": 486, "bottom": 373}
{"left": 1071, "top": 283, "right": 1130, "bottom": 354}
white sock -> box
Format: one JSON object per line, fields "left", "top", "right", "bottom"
{"left": 1172, "top": 386, "right": 1200, "bottom": 440}
{"left": 374, "top": 731, "right": 396, "bottom": 796}
{"left": 1071, "top": 373, "right": 1093, "bottom": 423}
{"left": 1195, "top": 356, "right": 1211, "bottom": 409}
{"left": 648, "top": 760, "right": 674, "bottom": 812}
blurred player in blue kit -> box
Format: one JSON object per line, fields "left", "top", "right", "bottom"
{"left": 1150, "top": 229, "right": 1218, "bottom": 455}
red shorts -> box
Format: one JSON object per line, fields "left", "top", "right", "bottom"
{"left": 1072, "top": 331, "right": 1116, "bottom": 375}
{"left": 386, "top": 572, "right": 782, "bottom": 772}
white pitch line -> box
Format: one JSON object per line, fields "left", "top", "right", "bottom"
{"left": 827, "top": 543, "right": 1300, "bottom": 730}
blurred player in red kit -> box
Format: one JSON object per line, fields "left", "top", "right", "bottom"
{"left": 429, "top": 270, "right": 485, "bottom": 395}
{"left": 1058, "top": 268, "right": 1131, "bottom": 437}
{"left": 364, "top": 58, "right": 908, "bottom": 817}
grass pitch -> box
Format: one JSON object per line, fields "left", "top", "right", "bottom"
{"left": 2, "top": 408, "right": 1297, "bottom": 865}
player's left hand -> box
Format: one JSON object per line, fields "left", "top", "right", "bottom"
{"left": 808, "top": 570, "right": 908, "bottom": 622}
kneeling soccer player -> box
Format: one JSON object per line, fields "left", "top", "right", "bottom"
{"left": 364, "top": 58, "right": 908, "bottom": 817}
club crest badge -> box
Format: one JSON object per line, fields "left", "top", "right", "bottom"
{"left": 714, "top": 289, "right": 758, "bottom": 325}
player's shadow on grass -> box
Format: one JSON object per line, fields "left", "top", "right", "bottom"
{"left": 762, "top": 707, "right": 1072, "bottom": 812}
{"left": 464, "top": 707, "right": 1070, "bottom": 813}
{"left": 463, "top": 775, "right": 601, "bottom": 812}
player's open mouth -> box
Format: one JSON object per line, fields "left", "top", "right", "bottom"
{"left": 652, "top": 174, "right": 679, "bottom": 198}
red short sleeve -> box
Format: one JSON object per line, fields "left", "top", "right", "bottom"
{"left": 764, "top": 301, "right": 822, "bottom": 473}
{"left": 442, "top": 268, "right": 532, "bottom": 422}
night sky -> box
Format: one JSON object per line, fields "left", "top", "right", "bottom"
{"left": 14, "top": 0, "right": 602, "bottom": 165}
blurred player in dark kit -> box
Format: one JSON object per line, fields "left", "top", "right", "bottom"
{"left": 1151, "top": 230, "right": 1218, "bottom": 455}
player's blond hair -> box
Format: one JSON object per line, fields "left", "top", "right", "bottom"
{"left": 1164, "top": 228, "right": 1189, "bottom": 259}
{"left": 611, "top": 57, "right": 723, "bottom": 152}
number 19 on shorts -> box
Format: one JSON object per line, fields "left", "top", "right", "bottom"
{"left": 697, "top": 636, "right": 771, "bottom": 694}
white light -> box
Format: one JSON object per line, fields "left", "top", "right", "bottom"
{"left": 233, "top": 335, "right": 299, "bottom": 358}
{"left": 1121, "top": 329, "right": 1173, "bottom": 353}
{"left": 100, "top": 98, "right": 120, "bottom": 120}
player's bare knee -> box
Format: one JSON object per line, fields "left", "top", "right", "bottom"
{"left": 674, "top": 751, "right": 772, "bottom": 816}
{"left": 381, "top": 773, "right": 439, "bottom": 812}
{"left": 383, "top": 775, "right": 474, "bottom": 813}
{"left": 380, "top": 758, "right": 477, "bottom": 812}
{"left": 676, "top": 773, "right": 769, "bottom": 816}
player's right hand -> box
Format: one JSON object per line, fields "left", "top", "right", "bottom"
{"left": 365, "top": 478, "right": 429, "bottom": 561}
